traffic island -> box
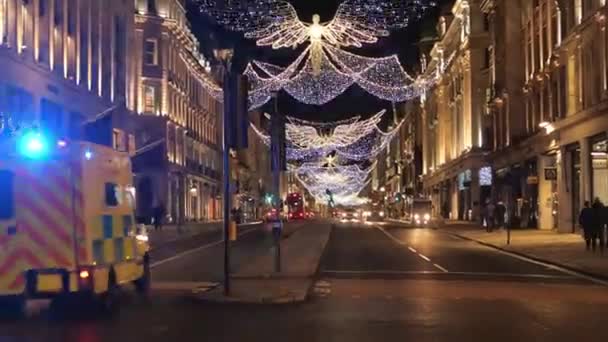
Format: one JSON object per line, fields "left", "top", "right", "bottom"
{"left": 193, "top": 222, "right": 332, "bottom": 305}
{"left": 192, "top": 278, "right": 311, "bottom": 305}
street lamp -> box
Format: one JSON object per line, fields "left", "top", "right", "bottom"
{"left": 214, "top": 48, "right": 234, "bottom": 296}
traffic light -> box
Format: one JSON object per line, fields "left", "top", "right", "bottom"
{"left": 16, "top": 130, "right": 49, "bottom": 159}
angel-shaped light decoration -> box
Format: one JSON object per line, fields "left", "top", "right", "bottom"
{"left": 251, "top": 109, "right": 403, "bottom": 164}
{"left": 200, "top": 0, "right": 444, "bottom": 107}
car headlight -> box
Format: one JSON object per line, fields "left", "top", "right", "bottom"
{"left": 353, "top": 212, "right": 359, "bottom": 217}
{"left": 379, "top": 212, "right": 385, "bottom": 217}
{"left": 342, "top": 213, "right": 347, "bottom": 217}
{"left": 414, "top": 214, "right": 420, "bottom": 219}
{"left": 424, "top": 213, "right": 431, "bottom": 221}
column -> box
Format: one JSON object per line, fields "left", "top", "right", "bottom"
{"left": 538, "top": 155, "right": 554, "bottom": 230}
{"left": 471, "top": 167, "right": 480, "bottom": 222}
{"left": 580, "top": 137, "right": 592, "bottom": 203}
{"left": 557, "top": 147, "right": 573, "bottom": 233}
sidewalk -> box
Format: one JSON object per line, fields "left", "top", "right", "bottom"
{"left": 195, "top": 221, "right": 332, "bottom": 304}
{"left": 441, "top": 222, "right": 608, "bottom": 280}
{"left": 148, "top": 220, "right": 262, "bottom": 250}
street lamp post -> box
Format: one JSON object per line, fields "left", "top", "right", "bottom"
{"left": 270, "top": 91, "right": 282, "bottom": 273}
{"left": 214, "top": 48, "right": 234, "bottom": 296}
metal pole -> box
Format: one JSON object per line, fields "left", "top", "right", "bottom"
{"left": 271, "top": 93, "right": 281, "bottom": 273}
{"left": 220, "top": 61, "right": 233, "bottom": 296}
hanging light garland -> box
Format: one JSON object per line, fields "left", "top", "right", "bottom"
{"left": 250, "top": 110, "right": 402, "bottom": 162}
{"left": 244, "top": 41, "right": 450, "bottom": 107}
{"left": 199, "top": 0, "right": 441, "bottom": 108}
{"left": 199, "top": 0, "right": 437, "bottom": 47}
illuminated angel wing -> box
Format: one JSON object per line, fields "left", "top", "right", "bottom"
{"left": 285, "top": 123, "right": 323, "bottom": 149}
{"left": 323, "top": 0, "right": 437, "bottom": 47}
{"left": 199, "top": 0, "right": 308, "bottom": 49}
{"left": 246, "top": 2, "right": 310, "bottom": 49}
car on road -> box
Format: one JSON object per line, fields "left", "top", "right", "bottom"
{"left": 339, "top": 208, "right": 361, "bottom": 223}
{"left": 363, "top": 210, "right": 385, "bottom": 222}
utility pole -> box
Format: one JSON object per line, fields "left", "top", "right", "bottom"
{"left": 214, "top": 48, "right": 234, "bottom": 296}
{"left": 270, "top": 91, "right": 282, "bottom": 273}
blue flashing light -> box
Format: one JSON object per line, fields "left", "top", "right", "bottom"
{"left": 84, "top": 150, "right": 93, "bottom": 160}
{"left": 17, "top": 131, "right": 49, "bottom": 159}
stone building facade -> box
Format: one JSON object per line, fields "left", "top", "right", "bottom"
{"left": 419, "top": 0, "right": 492, "bottom": 222}
{"left": 130, "top": 0, "right": 222, "bottom": 223}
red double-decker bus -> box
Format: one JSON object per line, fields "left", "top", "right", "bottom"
{"left": 286, "top": 192, "right": 306, "bottom": 220}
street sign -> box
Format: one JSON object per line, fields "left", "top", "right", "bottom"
{"left": 544, "top": 168, "right": 557, "bottom": 181}
{"left": 527, "top": 176, "right": 539, "bottom": 184}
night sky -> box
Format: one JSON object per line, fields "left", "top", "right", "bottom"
{"left": 186, "top": 0, "right": 451, "bottom": 123}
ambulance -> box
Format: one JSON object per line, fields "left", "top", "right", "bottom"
{"left": 0, "top": 129, "right": 150, "bottom": 315}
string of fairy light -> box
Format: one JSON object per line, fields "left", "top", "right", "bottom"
{"left": 250, "top": 111, "right": 404, "bottom": 205}
{"left": 197, "top": 0, "right": 439, "bottom": 205}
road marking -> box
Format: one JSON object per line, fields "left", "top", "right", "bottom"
{"left": 444, "top": 231, "right": 608, "bottom": 286}
{"left": 374, "top": 225, "right": 406, "bottom": 245}
{"left": 433, "top": 263, "right": 449, "bottom": 273}
{"left": 418, "top": 253, "right": 431, "bottom": 262}
{"left": 152, "top": 281, "right": 219, "bottom": 292}
{"left": 321, "top": 269, "right": 577, "bottom": 279}
{"left": 375, "top": 224, "right": 450, "bottom": 273}
{"left": 150, "top": 228, "right": 258, "bottom": 268}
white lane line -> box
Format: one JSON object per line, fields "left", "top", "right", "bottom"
{"left": 150, "top": 228, "right": 258, "bottom": 268}
{"left": 321, "top": 269, "right": 575, "bottom": 279}
{"left": 374, "top": 225, "right": 406, "bottom": 245}
{"left": 375, "top": 224, "right": 450, "bottom": 273}
{"left": 433, "top": 263, "right": 449, "bottom": 273}
{"left": 418, "top": 253, "right": 431, "bottom": 262}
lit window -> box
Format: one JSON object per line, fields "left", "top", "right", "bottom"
{"left": 143, "top": 85, "right": 156, "bottom": 113}
{"left": 144, "top": 39, "right": 158, "bottom": 65}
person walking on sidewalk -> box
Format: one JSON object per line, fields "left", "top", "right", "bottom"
{"left": 579, "top": 201, "right": 595, "bottom": 251}
{"left": 153, "top": 202, "right": 166, "bottom": 231}
{"left": 495, "top": 201, "right": 506, "bottom": 230}
{"left": 485, "top": 200, "right": 495, "bottom": 232}
{"left": 592, "top": 198, "right": 605, "bottom": 253}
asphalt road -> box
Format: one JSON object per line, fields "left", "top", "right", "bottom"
{"left": 3, "top": 220, "right": 608, "bottom": 342}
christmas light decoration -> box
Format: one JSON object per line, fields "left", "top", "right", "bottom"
{"left": 200, "top": 0, "right": 441, "bottom": 108}
{"left": 199, "top": 0, "right": 437, "bottom": 48}
{"left": 251, "top": 110, "right": 402, "bottom": 162}
{"left": 293, "top": 163, "right": 375, "bottom": 205}
{"left": 242, "top": 41, "right": 452, "bottom": 107}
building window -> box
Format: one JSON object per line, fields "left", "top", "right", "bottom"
{"left": 483, "top": 47, "right": 491, "bottom": 69}
{"left": 147, "top": 0, "right": 157, "bottom": 15}
{"left": 40, "top": 98, "right": 63, "bottom": 134}
{"left": 6, "top": 85, "right": 34, "bottom": 125}
{"left": 39, "top": 0, "right": 46, "bottom": 17}
{"left": 591, "top": 136, "right": 608, "bottom": 204}
{"left": 113, "top": 129, "right": 127, "bottom": 152}
{"left": 144, "top": 38, "right": 158, "bottom": 66}
{"left": 0, "top": 170, "right": 15, "bottom": 219}
{"left": 68, "top": 111, "right": 84, "bottom": 140}
{"left": 143, "top": 85, "right": 157, "bottom": 113}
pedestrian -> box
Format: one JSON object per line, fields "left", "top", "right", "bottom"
{"left": 495, "top": 201, "right": 506, "bottom": 229}
{"left": 153, "top": 202, "right": 165, "bottom": 231}
{"left": 579, "top": 201, "right": 595, "bottom": 251}
{"left": 485, "top": 200, "right": 495, "bottom": 233}
{"left": 592, "top": 198, "right": 605, "bottom": 253}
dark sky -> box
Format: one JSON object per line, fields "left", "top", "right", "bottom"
{"left": 186, "top": 0, "right": 450, "bottom": 122}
